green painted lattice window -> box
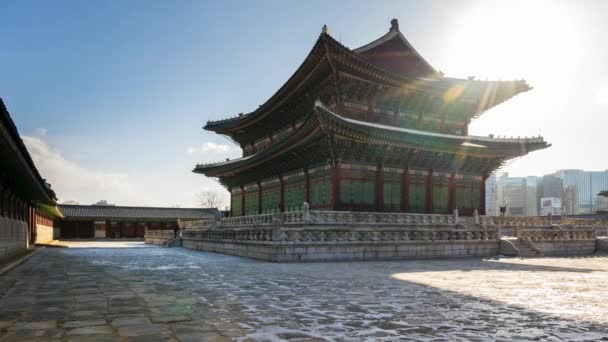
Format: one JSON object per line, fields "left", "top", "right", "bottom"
{"left": 310, "top": 170, "right": 332, "bottom": 208}
{"left": 455, "top": 175, "right": 481, "bottom": 210}
{"left": 339, "top": 168, "right": 376, "bottom": 207}
{"left": 284, "top": 174, "right": 305, "bottom": 212}
{"left": 408, "top": 173, "right": 426, "bottom": 213}
{"left": 432, "top": 174, "right": 450, "bottom": 213}
{"left": 244, "top": 185, "right": 259, "bottom": 215}
{"left": 383, "top": 172, "right": 402, "bottom": 212}
{"left": 261, "top": 182, "right": 281, "bottom": 214}
{"left": 231, "top": 191, "right": 243, "bottom": 216}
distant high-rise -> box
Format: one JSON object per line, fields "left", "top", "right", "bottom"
{"left": 555, "top": 169, "right": 608, "bottom": 214}
{"left": 487, "top": 169, "right": 608, "bottom": 216}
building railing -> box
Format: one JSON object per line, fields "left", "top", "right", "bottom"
{"left": 179, "top": 219, "right": 217, "bottom": 230}
{"left": 144, "top": 229, "right": 176, "bottom": 239}
{"left": 516, "top": 227, "right": 596, "bottom": 241}
{"left": 219, "top": 210, "right": 457, "bottom": 228}
{"left": 182, "top": 226, "right": 498, "bottom": 243}
{"left": 480, "top": 216, "right": 551, "bottom": 226}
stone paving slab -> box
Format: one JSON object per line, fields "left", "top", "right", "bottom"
{"left": 0, "top": 241, "right": 607, "bottom": 341}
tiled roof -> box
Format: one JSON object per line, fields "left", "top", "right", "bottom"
{"left": 59, "top": 205, "right": 221, "bottom": 220}
{"left": 0, "top": 98, "right": 57, "bottom": 203}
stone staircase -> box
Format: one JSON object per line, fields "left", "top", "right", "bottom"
{"left": 500, "top": 237, "right": 543, "bottom": 258}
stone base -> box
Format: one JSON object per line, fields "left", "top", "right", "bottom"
{"left": 533, "top": 240, "right": 597, "bottom": 256}
{"left": 182, "top": 239, "right": 499, "bottom": 262}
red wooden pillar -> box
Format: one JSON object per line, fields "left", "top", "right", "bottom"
{"left": 240, "top": 185, "right": 246, "bottom": 217}
{"left": 448, "top": 172, "right": 456, "bottom": 212}
{"left": 304, "top": 168, "right": 311, "bottom": 205}
{"left": 426, "top": 169, "right": 434, "bottom": 213}
{"left": 107, "top": 221, "right": 112, "bottom": 238}
{"left": 331, "top": 164, "right": 341, "bottom": 210}
{"left": 0, "top": 184, "right": 4, "bottom": 217}
{"left": 480, "top": 174, "right": 487, "bottom": 215}
{"left": 401, "top": 169, "right": 410, "bottom": 213}
{"left": 31, "top": 204, "right": 36, "bottom": 244}
{"left": 279, "top": 176, "right": 285, "bottom": 213}
{"left": 376, "top": 162, "right": 384, "bottom": 212}
{"left": 257, "top": 181, "right": 262, "bottom": 215}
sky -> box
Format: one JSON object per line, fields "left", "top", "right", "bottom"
{"left": 1, "top": 0, "right": 607, "bottom": 207}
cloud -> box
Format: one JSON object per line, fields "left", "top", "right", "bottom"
{"left": 23, "top": 135, "right": 228, "bottom": 208}
{"left": 186, "top": 141, "right": 239, "bottom": 155}
{"left": 595, "top": 87, "right": 608, "bottom": 104}
{"left": 35, "top": 128, "right": 48, "bottom": 136}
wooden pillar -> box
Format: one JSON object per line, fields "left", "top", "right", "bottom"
{"left": 401, "top": 169, "right": 410, "bottom": 212}
{"left": 331, "top": 164, "right": 341, "bottom": 210}
{"left": 106, "top": 221, "right": 112, "bottom": 238}
{"left": 0, "top": 184, "right": 4, "bottom": 217}
{"left": 426, "top": 169, "right": 434, "bottom": 213}
{"left": 480, "top": 174, "right": 487, "bottom": 215}
{"left": 448, "top": 172, "right": 456, "bottom": 212}
{"left": 257, "top": 181, "right": 262, "bottom": 215}
{"left": 30, "top": 204, "right": 36, "bottom": 244}
{"left": 304, "top": 168, "right": 311, "bottom": 205}
{"left": 376, "top": 162, "right": 384, "bottom": 212}
{"left": 240, "top": 185, "right": 245, "bottom": 217}
{"left": 279, "top": 176, "right": 285, "bottom": 213}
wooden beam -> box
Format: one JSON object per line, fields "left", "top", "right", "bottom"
{"left": 480, "top": 174, "right": 487, "bottom": 215}
{"left": 426, "top": 169, "right": 434, "bottom": 213}
{"left": 448, "top": 172, "right": 456, "bottom": 212}
{"left": 305, "top": 167, "right": 311, "bottom": 205}
{"left": 257, "top": 181, "right": 262, "bottom": 215}
{"left": 331, "top": 164, "right": 341, "bottom": 210}
{"left": 376, "top": 162, "right": 384, "bottom": 211}
{"left": 401, "top": 168, "right": 410, "bottom": 213}
{"left": 279, "top": 175, "right": 285, "bottom": 213}
{"left": 240, "top": 185, "right": 245, "bottom": 217}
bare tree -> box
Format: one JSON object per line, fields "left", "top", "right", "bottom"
{"left": 198, "top": 191, "right": 226, "bottom": 209}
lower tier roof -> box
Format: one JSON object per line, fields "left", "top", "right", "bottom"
{"left": 194, "top": 100, "right": 549, "bottom": 187}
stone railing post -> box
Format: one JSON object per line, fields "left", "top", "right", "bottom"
{"left": 452, "top": 208, "right": 459, "bottom": 224}
{"left": 303, "top": 201, "right": 310, "bottom": 224}
{"left": 473, "top": 209, "right": 479, "bottom": 225}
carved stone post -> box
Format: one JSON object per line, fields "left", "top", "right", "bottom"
{"left": 453, "top": 208, "right": 459, "bottom": 224}
{"left": 473, "top": 209, "right": 479, "bottom": 225}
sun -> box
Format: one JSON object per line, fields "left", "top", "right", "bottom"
{"left": 441, "top": 0, "right": 582, "bottom": 84}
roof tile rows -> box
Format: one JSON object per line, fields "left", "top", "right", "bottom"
{"left": 59, "top": 205, "right": 221, "bottom": 220}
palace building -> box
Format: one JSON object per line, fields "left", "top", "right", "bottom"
{"left": 194, "top": 19, "right": 549, "bottom": 217}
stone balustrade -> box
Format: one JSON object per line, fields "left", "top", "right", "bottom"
{"left": 481, "top": 216, "right": 551, "bottom": 226}
{"left": 181, "top": 226, "right": 498, "bottom": 243}
{"left": 517, "top": 227, "right": 596, "bottom": 241}
{"left": 179, "top": 219, "right": 217, "bottom": 230}
{"left": 219, "top": 210, "right": 456, "bottom": 228}
{"left": 145, "top": 229, "right": 176, "bottom": 238}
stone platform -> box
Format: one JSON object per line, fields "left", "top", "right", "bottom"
{"left": 176, "top": 211, "right": 607, "bottom": 262}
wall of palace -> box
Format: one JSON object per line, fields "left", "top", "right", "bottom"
{"left": 0, "top": 184, "right": 38, "bottom": 259}
{"left": 229, "top": 162, "right": 485, "bottom": 218}
{"left": 35, "top": 213, "right": 55, "bottom": 244}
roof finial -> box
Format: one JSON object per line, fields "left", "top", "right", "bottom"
{"left": 390, "top": 18, "right": 399, "bottom": 32}
{"left": 322, "top": 24, "right": 329, "bottom": 35}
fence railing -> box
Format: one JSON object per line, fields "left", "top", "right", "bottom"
{"left": 219, "top": 210, "right": 457, "bottom": 228}
{"left": 144, "top": 229, "right": 176, "bottom": 239}
{"left": 516, "top": 227, "right": 596, "bottom": 241}
{"left": 182, "top": 226, "right": 498, "bottom": 243}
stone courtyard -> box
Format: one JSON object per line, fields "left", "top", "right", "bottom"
{"left": 0, "top": 242, "right": 607, "bottom": 341}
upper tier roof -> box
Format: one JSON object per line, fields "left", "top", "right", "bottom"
{"left": 204, "top": 19, "right": 531, "bottom": 141}
{"left": 353, "top": 18, "right": 437, "bottom": 78}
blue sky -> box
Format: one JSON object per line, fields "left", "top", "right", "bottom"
{"left": 2, "top": 0, "right": 607, "bottom": 207}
